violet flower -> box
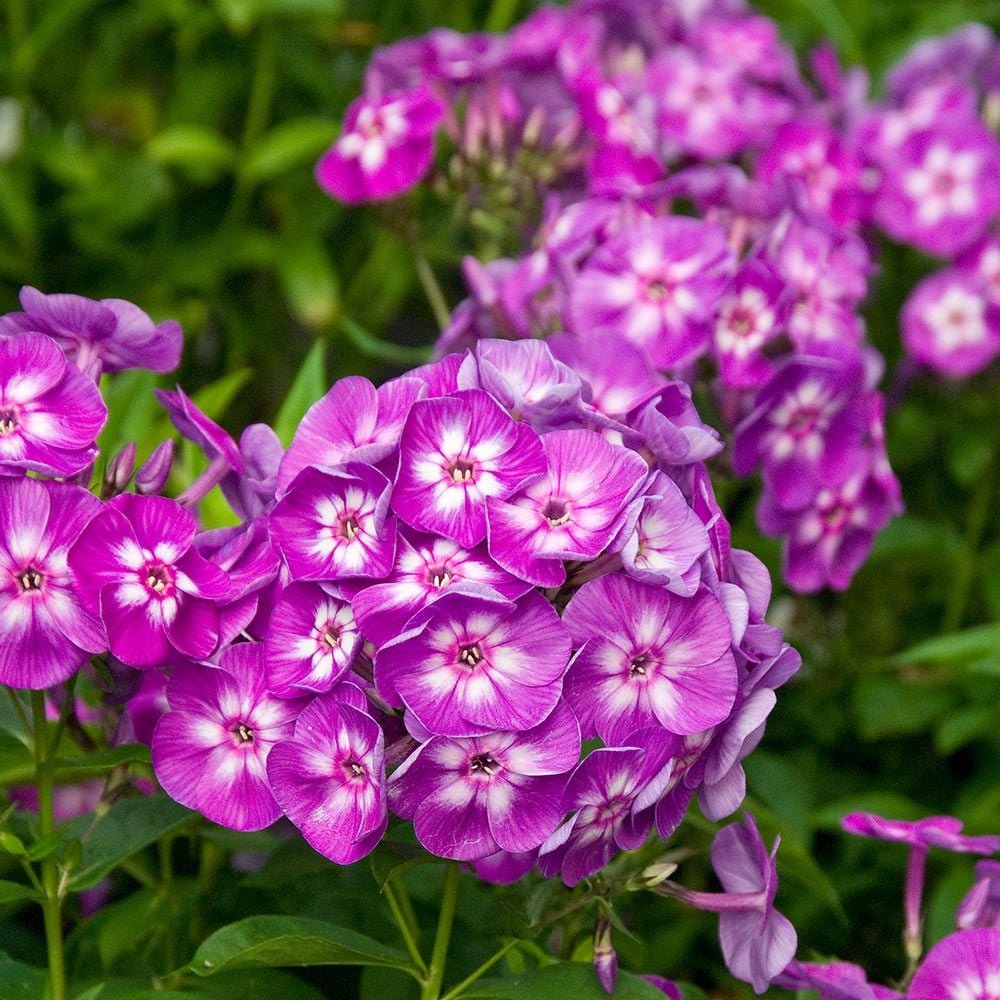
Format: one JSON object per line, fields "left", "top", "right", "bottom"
{"left": 958, "top": 860, "right": 1000, "bottom": 931}
{"left": 908, "top": 928, "right": 1000, "bottom": 1000}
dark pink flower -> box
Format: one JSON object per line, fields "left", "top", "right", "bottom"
{"left": 908, "top": 929, "right": 1000, "bottom": 1000}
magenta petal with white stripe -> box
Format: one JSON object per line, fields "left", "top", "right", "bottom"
{"left": 269, "top": 462, "right": 397, "bottom": 581}
{"left": 375, "top": 588, "right": 570, "bottom": 736}
{"left": 267, "top": 695, "right": 386, "bottom": 864}
{"left": 486, "top": 429, "right": 648, "bottom": 587}
{"left": 563, "top": 574, "right": 736, "bottom": 742}
{"left": 392, "top": 389, "right": 546, "bottom": 548}
{"left": 152, "top": 644, "right": 308, "bottom": 831}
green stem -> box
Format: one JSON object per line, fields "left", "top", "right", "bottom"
{"left": 422, "top": 862, "right": 460, "bottom": 1000}
{"left": 31, "top": 692, "right": 67, "bottom": 1000}
{"left": 943, "top": 462, "right": 995, "bottom": 632}
{"left": 159, "top": 837, "right": 177, "bottom": 973}
{"left": 384, "top": 878, "right": 428, "bottom": 976}
{"left": 439, "top": 939, "right": 519, "bottom": 1000}
{"left": 6, "top": 687, "right": 32, "bottom": 745}
{"left": 413, "top": 248, "right": 452, "bottom": 332}
{"left": 47, "top": 673, "right": 78, "bottom": 754}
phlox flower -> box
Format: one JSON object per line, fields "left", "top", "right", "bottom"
{"left": 0, "top": 478, "right": 105, "bottom": 688}
{"left": 908, "top": 929, "right": 1000, "bottom": 1000}
{"left": 959, "top": 861, "right": 1000, "bottom": 931}
{"left": 776, "top": 960, "right": 903, "bottom": 1000}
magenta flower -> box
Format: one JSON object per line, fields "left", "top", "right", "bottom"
{"left": 563, "top": 573, "right": 737, "bottom": 743}
{"left": 267, "top": 694, "right": 387, "bottom": 864}
{"left": 269, "top": 462, "right": 397, "bottom": 581}
{"left": 626, "top": 382, "right": 724, "bottom": 466}
{"left": 350, "top": 530, "right": 530, "bottom": 648}
{"left": 959, "top": 860, "right": 1000, "bottom": 931}
{"left": 0, "top": 333, "right": 107, "bottom": 476}
{"left": 389, "top": 701, "right": 580, "bottom": 861}
{"left": 316, "top": 86, "right": 445, "bottom": 203}
{"left": 902, "top": 268, "right": 1000, "bottom": 378}
{"left": 375, "top": 588, "right": 570, "bottom": 736}
{"left": 538, "top": 731, "right": 678, "bottom": 887}
{"left": 569, "top": 216, "right": 733, "bottom": 369}
{"left": 0, "top": 287, "right": 182, "bottom": 375}
{"left": 776, "top": 960, "right": 903, "bottom": 1000}
{"left": 69, "top": 493, "right": 230, "bottom": 668}
{"left": 908, "top": 929, "right": 1000, "bottom": 1000}
{"left": 264, "top": 582, "right": 361, "bottom": 697}
{"left": 276, "top": 374, "right": 425, "bottom": 497}
{"left": 841, "top": 813, "right": 1000, "bottom": 854}
{"left": 152, "top": 644, "right": 308, "bottom": 831}
{"left": 0, "top": 478, "right": 105, "bottom": 689}
{"left": 391, "top": 389, "right": 546, "bottom": 548}
{"left": 486, "top": 429, "right": 647, "bottom": 587}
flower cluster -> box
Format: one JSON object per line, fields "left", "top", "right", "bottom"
{"left": 316, "top": 5, "right": 1000, "bottom": 591}
{"left": 0, "top": 290, "right": 799, "bottom": 929}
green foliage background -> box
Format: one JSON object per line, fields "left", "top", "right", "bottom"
{"left": 2, "top": 0, "right": 1000, "bottom": 996}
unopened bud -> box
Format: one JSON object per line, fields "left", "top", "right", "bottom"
{"left": 593, "top": 915, "right": 617, "bottom": 996}
{"left": 102, "top": 441, "right": 136, "bottom": 498}
{"left": 135, "top": 439, "right": 174, "bottom": 495}
{"left": 627, "top": 860, "right": 678, "bottom": 891}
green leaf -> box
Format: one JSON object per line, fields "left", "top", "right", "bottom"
{"left": 0, "top": 880, "right": 43, "bottom": 905}
{"left": 0, "top": 832, "right": 27, "bottom": 857}
{"left": 0, "top": 728, "right": 33, "bottom": 786}
{"left": 192, "top": 968, "right": 331, "bottom": 1000}
{"left": 0, "top": 952, "right": 46, "bottom": 998}
{"left": 189, "top": 915, "right": 414, "bottom": 975}
{"left": 463, "top": 963, "right": 667, "bottom": 998}
{"left": 935, "top": 705, "right": 998, "bottom": 754}
{"left": 214, "top": 0, "right": 343, "bottom": 32}
{"left": 273, "top": 339, "right": 327, "bottom": 447}
{"left": 340, "top": 317, "right": 433, "bottom": 366}
{"left": 276, "top": 237, "right": 339, "bottom": 328}
{"left": 853, "top": 675, "right": 957, "bottom": 740}
{"left": 190, "top": 368, "right": 254, "bottom": 422}
{"left": 70, "top": 796, "right": 195, "bottom": 890}
{"left": 146, "top": 126, "right": 237, "bottom": 183}
{"left": 239, "top": 118, "right": 337, "bottom": 186}
{"left": 889, "top": 622, "right": 1000, "bottom": 666}
{"left": 55, "top": 743, "right": 151, "bottom": 774}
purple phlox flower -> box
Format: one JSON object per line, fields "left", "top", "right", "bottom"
{"left": 472, "top": 848, "right": 538, "bottom": 884}
{"left": 350, "top": 530, "right": 530, "bottom": 649}
{"left": 549, "top": 331, "right": 664, "bottom": 423}
{"left": 408, "top": 352, "right": 464, "bottom": 396}
{"left": 757, "top": 119, "right": 863, "bottom": 227}
{"left": 648, "top": 48, "right": 749, "bottom": 161}
{"left": 959, "top": 861, "right": 1000, "bottom": 930}
{"left": 456, "top": 339, "right": 584, "bottom": 429}
{"left": 364, "top": 29, "right": 502, "bottom": 93}
{"left": 902, "top": 267, "right": 1000, "bottom": 379}
{"left": 810, "top": 42, "right": 871, "bottom": 127}
{"left": 733, "top": 351, "right": 867, "bottom": 511}
{"left": 375, "top": 588, "right": 570, "bottom": 736}
{"left": 840, "top": 813, "right": 1000, "bottom": 855}
{"left": 0, "top": 287, "right": 182, "bottom": 375}
{"left": 152, "top": 644, "right": 308, "bottom": 830}
{"left": 69, "top": 493, "right": 230, "bottom": 668}
{"left": 269, "top": 462, "right": 397, "bottom": 582}
{"left": 0, "top": 478, "right": 106, "bottom": 689}
{"left": 221, "top": 424, "right": 284, "bottom": 520}
{"left": 276, "top": 374, "right": 425, "bottom": 497}
{"left": 758, "top": 463, "right": 901, "bottom": 593}
{"left": 389, "top": 700, "right": 580, "bottom": 861}
{"left": 563, "top": 573, "right": 737, "bottom": 744}
{"left": 693, "top": 14, "right": 798, "bottom": 86}
{"left": 640, "top": 975, "right": 682, "bottom": 1000}
{"left": 712, "top": 256, "right": 789, "bottom": 390}
{"left": 593, "top": 914, "right": 618, "bottom": 995}
{"left": 886, "top": 23, "right": 998, "bottom": 105}
{"left": 874, "top": 121, "right": 1000, "bottom": 257}
{"left": 569, "top": 215, "right": 734, "bottom": 369}
{"left": 538, "top": 728, "right": 679, "bottom": 887}
{"left": 121, "top": 670, "right": 169, "bottom": 747}
{"left": 135, "top": 439, "right": 174, "bottom": 496}
{"left": 574, "top": 66, "right": 658, "bottom": 159}
{"left": 486, "top": 429, "right": 648, "bottom": 587}
{"left": 959, "top": 235, "right": 1000, "bottom": 306}
{"left": 626, "top": 380, "right": 724, "bottom": 466}
{"left": 316, "top": 85, "right": 445, "bottom": 203}
{"left": 391, "top": 389, "right": 546, "bottom": 548}
{"left": 908, "top": 929, "right": 1000, "bottom": 1000}
{"left": 617, "top": 471, "right": 709, "bottom": 595}
{"left": 587, "top": 141, "right": 664, "bottom": 197}
{"left": 267, "top": 693, "right": 386, "bottom": 864}
{"left": 264, "top": 581, "right": 361, "bottom": 697}
{"left": 0, "top": 333, "right": 107, "bottom": 476}
{"left": 775, "top": 960, "right": 902, "bottom": 1000}
{"left": 685, "top": 813, "right": 797, "bottom": 994}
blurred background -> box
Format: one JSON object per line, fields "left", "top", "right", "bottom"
{"left": 2, "top": 1, "right": 1000, "bottom": 994}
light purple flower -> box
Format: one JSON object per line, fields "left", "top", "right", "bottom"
{"left": 69, "top": 493, "right": 230, "bottom": 668}
{"left": 776, "top": 960, "right": 903, "bottom": 1000}
{"left": 0, "top": 333, "right": 107, "bottom": 476}
{"left": 626, "top": 382, "right": 724, "bottom": 466}
{"left": 375, "top": 588, "right": 570, "bottom": 737}
{"left": 389, "top": 701, "right": 580, "bottom": 861}
{"left": 391, "top": 389, "right": 546, "bottom": 548}
{"left": 269, "top": 462, "right": 397, "bottom": 581}
{"left": 902, "top": 268, "right": 1000, "bottom": 378}
{"left": 908, "top": 929, "right": 1000, "bottom": 1000}
{"left": 264, "top": 582, "right": 361, "bottom": 697}
{"left": 486, "top": 429, "right": 647, "bottom": 587}
{"left": 0, "top": 478, "right": 105, "bottom": 689}
{"left": 350, "top": 530, "right": 530, "bottom": 648}
{"left": 885, "top": 23, "right": 998, "bottom": 104}
{"left": 276, "top": 374, "right": 425, "bottom": 497}
{"left": 316, "top": 86, "right": 445, "bottom": 203}
{"left": 841, "top": 813, "right": 1000, "bottom": 854}
{"left": 563, "top": 573, "right": 737, "bottom": 743}
{"left": 569, "top": 216, "right": 733, "bottom": 369}
{"left": 267, "top": 694, "right": 387, "bottom": 864}
{"left": 0, "top": 287, "right": 182, "bottom": 375}
{"left": 959, "top": 860, "right": 1000, "bottom": 931}
{"left": 152, "top": 644, "right": 308, "bottom": 830}
{"left": 538, "top": 730, "right": 678, "bottom": 887}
